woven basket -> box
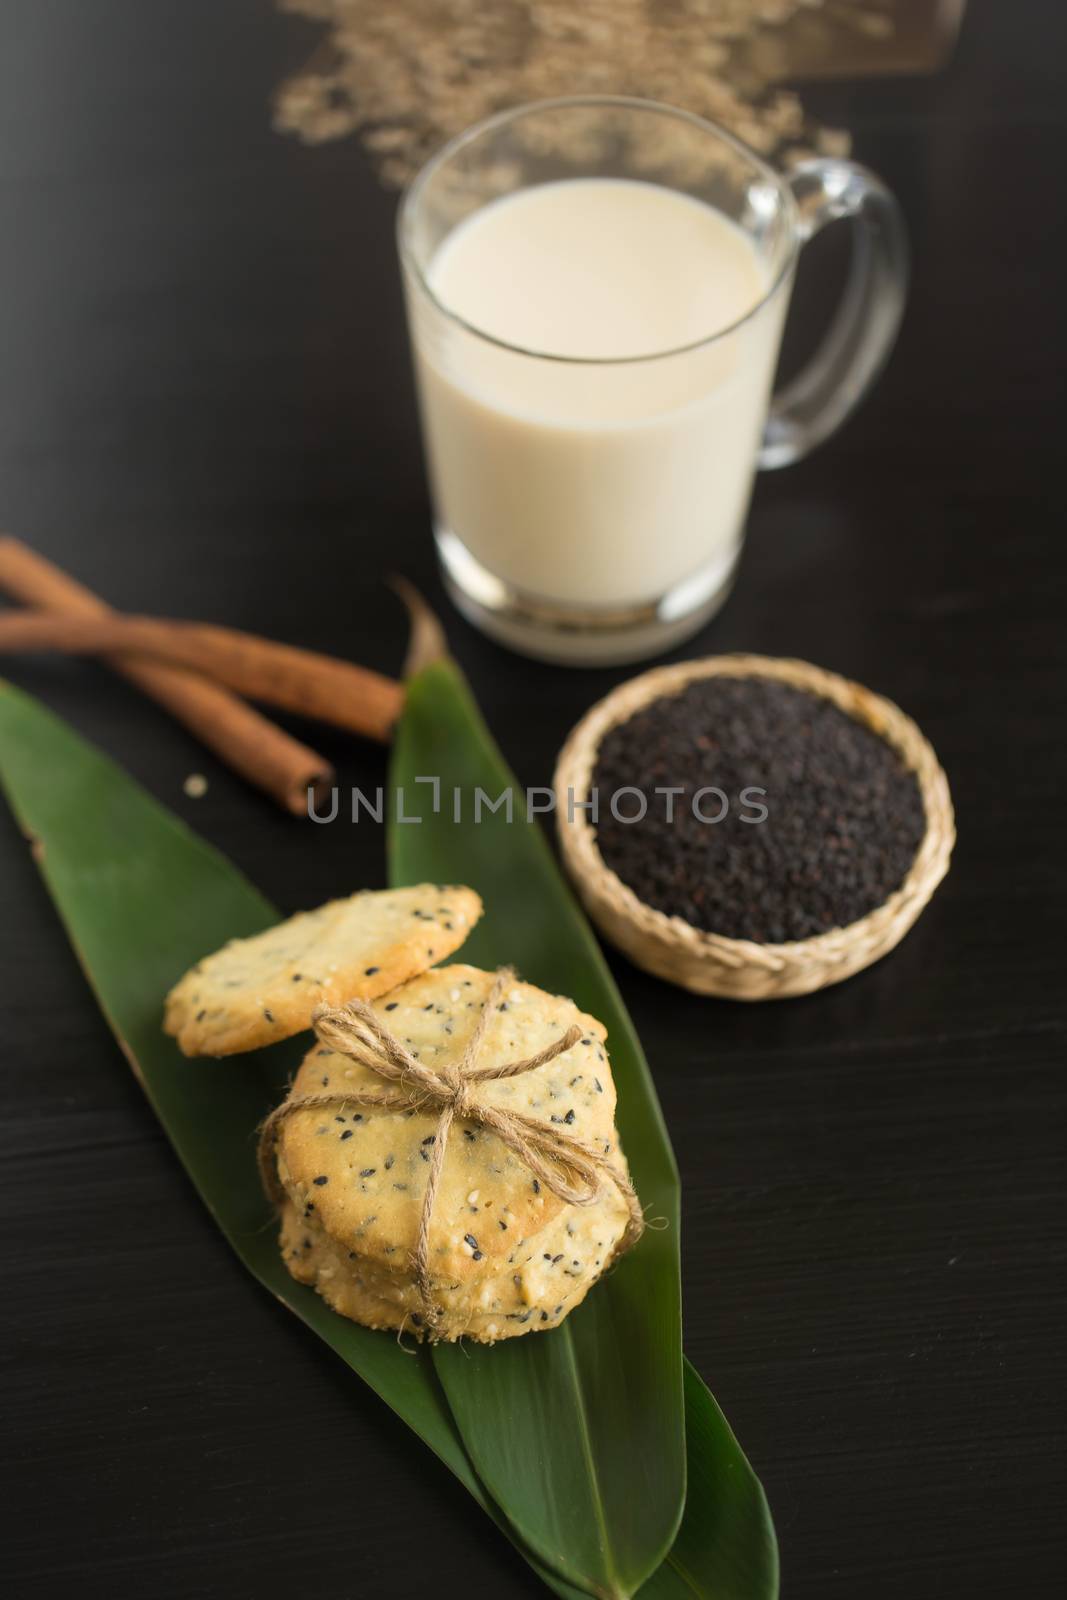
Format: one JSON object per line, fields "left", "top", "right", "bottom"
{"left": 554, "top": 654, "right": 955, "bottom": 1000}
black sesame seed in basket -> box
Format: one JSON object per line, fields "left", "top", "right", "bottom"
{"left": 591, "top": 676, "right": 926, "bottom": 944}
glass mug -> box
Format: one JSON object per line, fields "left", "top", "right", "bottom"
{"left": 398, "top": 97, "right": 907, "bottom": 665}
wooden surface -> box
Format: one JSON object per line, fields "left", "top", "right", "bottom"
{"left": 2, "top": 3, "right": 1065, "bottom": 1596}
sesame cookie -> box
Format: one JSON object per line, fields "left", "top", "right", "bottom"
{"left": 274, "top": 964, "right": 622, "bottom": 1283}
{"left": 164, "top": 885, "right": 482, "bottom": 1056}
{"left": 281, "top": 1134, "right": 629, "bottom": 1311}
{"left": 278, "top": 1172, "right": 632, "bottom": 1341}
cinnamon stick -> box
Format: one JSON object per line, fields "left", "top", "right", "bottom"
{"left": 0, "top": 608, "right": 405, "bottom": 741}
{"left": 0, "top": 538, "right": 334, "bottom": 816}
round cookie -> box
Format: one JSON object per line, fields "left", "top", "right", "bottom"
{"left": 164, "top": 884, "right": 482, "bottom": 1056}
{"left": 275, "top": 964, "right": 622, "bottom": 1283}
{"left": 280, "top": 1148, "right": 630, "bottom": 1312}
{"left": 279, "top": 1174, "right": 633, "bottom": 1342}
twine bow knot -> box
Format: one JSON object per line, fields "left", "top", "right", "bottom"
{"left": 259, "top": 969, "right": 644, "bottom": 1322}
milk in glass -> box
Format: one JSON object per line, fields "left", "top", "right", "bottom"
{"left": 411, "top": 177, "right": 784, "bottom": 611}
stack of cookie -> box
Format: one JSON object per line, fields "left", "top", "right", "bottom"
{"left": 165, "top": 886, "right": 642, "bottom": 1343}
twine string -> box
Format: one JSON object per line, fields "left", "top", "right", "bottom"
{"left": 258, "top": 969, "right": 644, "bottom": 1320}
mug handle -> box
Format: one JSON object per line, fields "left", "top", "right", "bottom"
{"left": 759, "top": 159, "right": 909, "bottom": 470}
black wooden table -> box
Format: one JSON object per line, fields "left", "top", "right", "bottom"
{"left": 2, "top": 4, "right": 1064, "bottom": 1596}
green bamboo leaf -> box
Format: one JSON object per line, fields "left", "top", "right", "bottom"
{"left": 638, "top": 1364, "right": 778, "bottom": 1600}
{"left": 528, "top": 1364, "right": 779, "bottom": 1600}
{"left": 390, "top": 661, "right": 777, "bottom": 1600}
{"left": 0, "top": 678, "right": 483, "bottom": 1502}
{"left": 390, "top": 661, "right": 687, "bottom": 1597}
